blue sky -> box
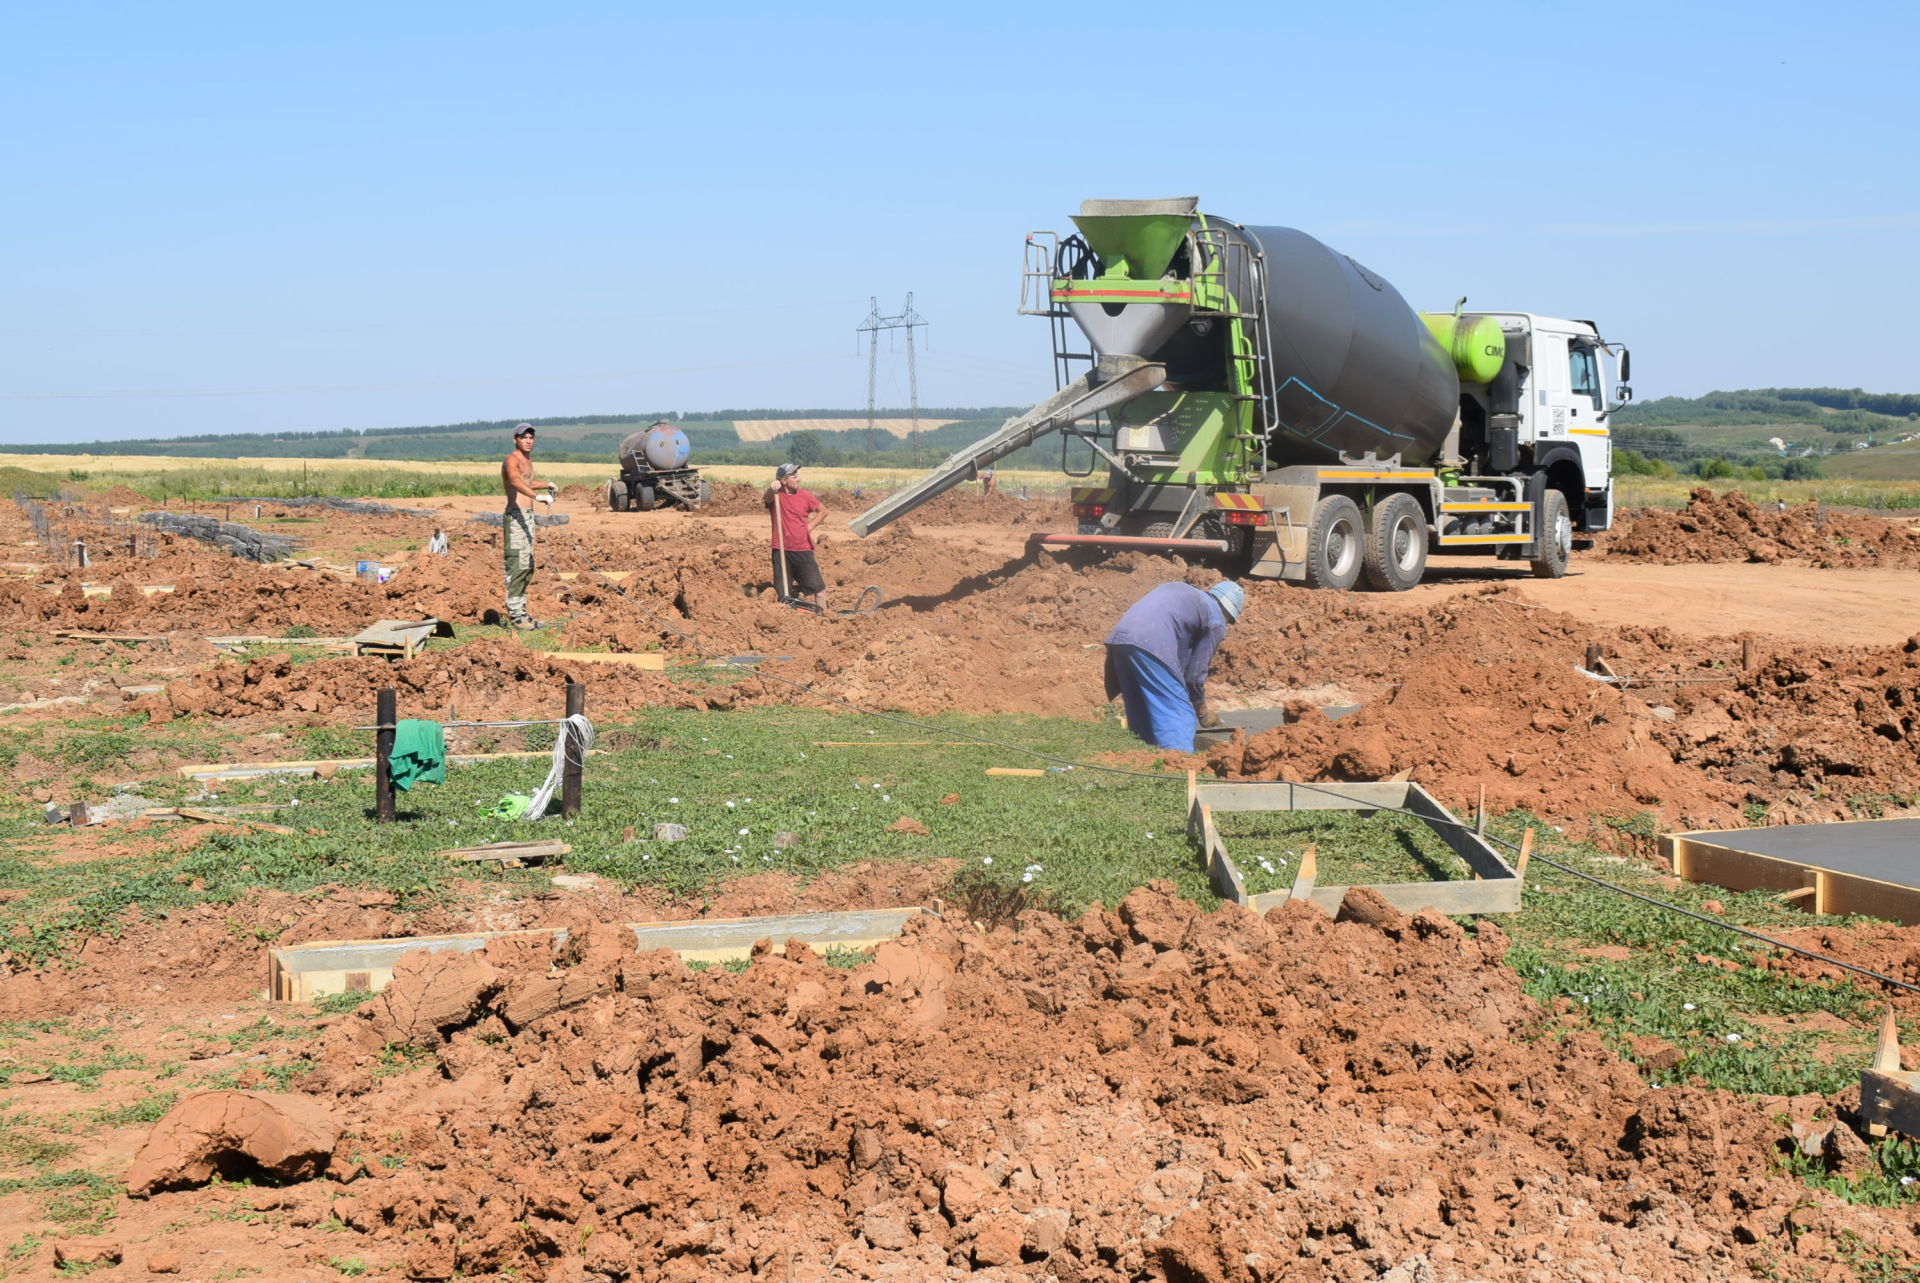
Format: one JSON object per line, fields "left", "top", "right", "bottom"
{"left": 4, "top": 0, "right": 1916, "bottom": 444}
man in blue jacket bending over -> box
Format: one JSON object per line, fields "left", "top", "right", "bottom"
{"left": 1104, "top": 580, "right": 1245, "bottom": 753}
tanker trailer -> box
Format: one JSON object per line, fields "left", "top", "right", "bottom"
{"left": 605, "top": 421, "right": 711, "bottom": 512}
{"left": 848, "top": 198, "right": 1630, "bottom": 590}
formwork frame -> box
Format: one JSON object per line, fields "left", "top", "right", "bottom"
{"left": 1188, "top": 776, "right": 1520, "bottom": 916}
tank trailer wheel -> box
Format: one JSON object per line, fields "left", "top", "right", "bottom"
{"left": 1304, "top": 495, "right": 1364, "bottom": 591}
{"left": 696, "top": 479, "right": 712, "bottom": 508}
{"left": 1531, "top": 489, "right": 1572, "bottom": 579}
{"left": 602, "top": 479, "right": 625, "bottom": 513}
{"left": 1363, "top": 492, "right": 1428, "bottom": 592}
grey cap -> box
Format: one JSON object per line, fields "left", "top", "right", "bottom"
{"left": 775, "top": 463, "right": 802, "bottom": 480}
{"left": 513, "top": 423, "right": 536, "bottom": 438}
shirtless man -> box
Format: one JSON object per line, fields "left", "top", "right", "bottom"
{"left": 500, "top": 423, "right": 556, "bottom": 629}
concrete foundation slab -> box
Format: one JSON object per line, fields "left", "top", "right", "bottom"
{"left": 1665, "top": 818, "right": 1920, "bottom": 924}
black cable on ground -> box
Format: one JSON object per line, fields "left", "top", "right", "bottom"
{"left": 549, "top": 528, "right": 1920, "bottom": 997}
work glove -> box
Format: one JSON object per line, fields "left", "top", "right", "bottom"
{"left": 536, "top": 491, "right": 554, "bottom": 507}
{"left": 1197, "top": 706, "right": 1223, "bottom": 729}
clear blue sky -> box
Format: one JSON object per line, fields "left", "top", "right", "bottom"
{"left": 5, "top": 0, "right": 1916, "bottom": 445}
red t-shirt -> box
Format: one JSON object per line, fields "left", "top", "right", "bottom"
{"left": 767, "top": 488, "right": 822, "bottom": 551}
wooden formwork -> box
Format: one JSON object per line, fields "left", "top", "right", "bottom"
{"left": 268, "top": 907, "right": 925, "bottom": 1001}
{"left": 1187, "top": 775, "right": 1520, "bottom": 917}
{"left": 1861, "top": 1009, "right": 1920, "bottom": 1140}
{"left": 1663, "top": 819, "right": 1920, "bottom": 926}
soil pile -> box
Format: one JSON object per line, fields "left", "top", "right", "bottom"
{"left": 264, "top": 886, "right": 1910, "bottom": 1281}
{"left": 1607, "top": 488, "right": 1920, "bottom": 567}
{"left": 1208, "top": 591, "right": 1920, "bottom": 831}
{"left": 129, "top": 637, "right": 762, "bottom": 723}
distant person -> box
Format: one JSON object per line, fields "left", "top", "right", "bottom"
{"left": 1104, "top": 580, "right": 1245, "bottom": 752}
{"left": 426, "top": 528, "right": 449, "bottom": 556}
{"left": 500, "top": 423, "right": 557, "bottom": 629}
{"left": 980, "top": 465, "right": 998, "bottom": 497}
{"left": 764, "top": 463, "right": 827, "bottom": 611}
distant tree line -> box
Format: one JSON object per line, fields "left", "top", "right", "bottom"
{"left": 1613, "top": 391, "right": 1910, "bottom": 437}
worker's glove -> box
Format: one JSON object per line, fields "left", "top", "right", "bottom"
{"left": 536, "top": 491, "right": 554, "bottom": 507}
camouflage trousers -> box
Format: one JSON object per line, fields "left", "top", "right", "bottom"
{"left": 503, "top": 507, "right": 536, "bottom": 622}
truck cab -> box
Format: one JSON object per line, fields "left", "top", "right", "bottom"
{"left": 1459, "top": 313, "right": 1623, "bottom": 534}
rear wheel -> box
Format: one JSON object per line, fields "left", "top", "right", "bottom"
{"left": 603, "top": 479, "right": 626, "bottom": 512}
{"left": 1531, "top": 489, "right": 1572, "bottom": 578}
{"left": 1362, "top": 492, "right": 1428, "bottom": 592}
{"left": 1304, "top": 495, "right": 1363, "bottom": 590}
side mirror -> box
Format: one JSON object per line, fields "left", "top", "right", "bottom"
{"left": 1617, "top": 347, "right": 1632, "bottom": 383}
{"left": 1616, "top": 384, "right": 1634, "bottom": 403}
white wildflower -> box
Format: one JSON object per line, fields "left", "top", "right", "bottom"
{"left": 1683, "top": 1003, "right": 1696, "bottom": 1012}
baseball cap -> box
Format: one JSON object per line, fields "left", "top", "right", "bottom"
{"left": 775, "top": 463, "right": 802, "bottom": 480}
{"left": 1207, "top": 580, "right": 1245, "bottom": 622}
{"left": 513, "top": 423, "right": 536, "bottom": 438}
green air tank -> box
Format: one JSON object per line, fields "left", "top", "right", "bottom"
{"left": 1421, "top": 311, "right": 1508, "bottom": 384}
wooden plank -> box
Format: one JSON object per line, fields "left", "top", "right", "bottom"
{"left": 812, "top": 741, "right": 972, "bottom": 748}
{"left": 1250, "top": 876, "right": 1522, "bottom": 918}
{"left": 54, "top": 630, "right": 162, "bottom": 643}
{"left": 438, "top": 840, "right": 572, "bottom": 864}
{"left": 268, "top": 908, "right": 925, "bottom": 1001}
{"left": 545, "top": 651, "right": 666, "bottom": 669}
{"left": 175, "top": 748, "right": 575, "bottom": 781}
{"left": 1194, "top": 780, "right": 1412, "bottom": 813}
{"left": 171, "top": 807, "right": 299, "bottom": 836}
{"left": 986, "top": 767, "right": 1047, "bottom": 777}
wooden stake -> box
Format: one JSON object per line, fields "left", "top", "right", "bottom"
{"left": 1287, "top": 844, "right": 1318, "bottom": 903}
{"left": 1515, "top": 828, "right": 1533, "bottom": 881}
{"left": 1476, "top": 784, "right": 1486, "bottom": 837}
{"left": 562, "top": 681, "right": 585, "bottom": 819}
{"left": 1873, "top": 1008, "right": 1902, "bottom": 1073}
{"left": 1742, "top": 638, "right": 1755, "bottom": 671}
{"left": 374, "top": 687, "right": 396, "bottom": 824}
{"left": 986, "top": 767, "right": 1046, "bottom": 777}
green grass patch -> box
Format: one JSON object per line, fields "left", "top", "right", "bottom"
{"left": 1214, "top": 808, "right": 1471, "bottom": 895}
{"left": 1493, "top": 815, "right": 1891, "bottom": 1097}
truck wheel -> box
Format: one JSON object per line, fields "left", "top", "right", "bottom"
{"left": 1305, "top": 495, "right": 1363, "bottom": 590}
{"left": 602, "top": 480, "right": 624, "bottom": 512}
{"left": 694, "top": 479, "right": 712, "bottom": 508}
{"left": 1531, "top": 489, "right": 1572, "bottom": 578}
{"left": 1363, "top": 492, "right": 1428, "bottom": 592}
{"left": 634, "top": 484, "right": 657, "bottom": 512}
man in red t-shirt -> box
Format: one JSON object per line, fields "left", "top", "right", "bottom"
{"left": 764, "top": 463, "right": 828, "bottom": 610}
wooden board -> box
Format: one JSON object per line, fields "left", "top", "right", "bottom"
{"left": 267, "top": 907, "right": 926, "bottom": 1001}
{"left": 439, "top": 840, "right": 571, "bottom": 864}
{"left": 174, "top": 748, "right": 569, "bottom": 781}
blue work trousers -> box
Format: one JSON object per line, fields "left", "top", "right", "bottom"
{"left": 1109, "top": 644, "right": 1198, "bottom": 752}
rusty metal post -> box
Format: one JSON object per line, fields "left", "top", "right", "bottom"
{"left": 375, "top": 688, "right": 397, "bottom": 823}
{"left": 1742, "top": 638, "right": 1754, "bottom": 671}
{"left": 562, "top": 682, "right": 585, "bottom": 818}
{"left": 1585, "top": 643, "right": 1602, "bottom": 671}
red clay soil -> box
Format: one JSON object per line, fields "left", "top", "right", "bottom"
{"left": 1206, "top": 590, "right": 1920, "bottom": 833}
{"left": 10, "top": 494, "right": 1920, "bottom": 830}
{"left": 1606, "top": 488, "right": 1920, "bottom": 567}
{"left": 81, "top": 886, "right": 1907, "bottom": 1281}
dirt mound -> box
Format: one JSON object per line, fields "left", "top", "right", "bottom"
{"left": 1607, "top": 487, "right": 1920, "bottom": 567}
{"left": 265, "top": 885, "right": 1905, "bottom": 1281}
{"left": 1209, "top": 643, "right": 1741, "bottom": 831}
{"left": 132, "top": 637, "right": 762, "bottom": 723}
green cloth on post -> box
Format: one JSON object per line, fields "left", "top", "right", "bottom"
{"left": 389, "top": 719, "right": 446, "bottom": 791}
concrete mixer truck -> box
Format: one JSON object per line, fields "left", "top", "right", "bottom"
{"left": 604, "top": 421, "right": 711, "bottom": 512}
{"left": 850, "top": 198, "right": 1632, "bottom": 590}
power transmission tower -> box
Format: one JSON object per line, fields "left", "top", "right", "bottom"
{"left": 856, "top": 294, "right": 929, "bottom": 464}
